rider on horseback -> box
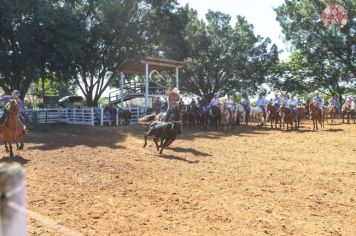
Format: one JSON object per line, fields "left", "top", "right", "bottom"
{"left": 289, "top": 96, "right": 299, "bottom": 121}
{"left": 273, "top": 92, "right": 281, "bottom": 110}
{"left": 164, "top": 87, "right": 180, "bottom": 122}
{"left": 282, "top": 94, "right": 290, "bottom": 107}
{"left": 313, "top": 90, "right": 324, "bottom": 115}
{"left": 242, "top": 94, "right": 251, "bottom": 124}
{"left": 0, "top": 90, "right": 25, "bottom": 129}
{"left": 224, "top": 96, "right": 234, "bottom": 117}
{"left": 256, "top": 94, "right": 266, "bottom": 121}
{"left": 210, "top": 95, "right": 220, "bottom": 107}
{"left": 210, "top": 95, "right": 221, "bottom": 115}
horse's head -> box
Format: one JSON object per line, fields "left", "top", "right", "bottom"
{"left": 6, "top": 99, "right": 19, "bottom": 115}
{"left": 267, "top": 103, "right": 275, "bottom": 112}
{"left": 309, "top": 102, "right": 317, "bottom": 111}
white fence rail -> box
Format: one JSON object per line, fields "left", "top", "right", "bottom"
{"left": 0, "top": 107, "right": 147, "bottom": 127}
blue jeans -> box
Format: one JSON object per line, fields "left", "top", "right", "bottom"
{"left": 259, "top": 106, "right": 266, "bottom": 120}
{"left": 164, "top": 108, "right": 173, "bottom": 122}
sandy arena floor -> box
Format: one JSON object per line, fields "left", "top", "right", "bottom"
{"left": 2, "top": 120, "right": 355, "bottom": 235}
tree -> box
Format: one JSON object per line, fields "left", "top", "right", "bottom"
{"left": 181, "top": 10, "right": 278, "bottom": 101}
{"left": 72, "top": 0, "right": 150, "bottom": 107}
{"left": 274, "top": 0, "right": 356, "bottom": 103}
{"left": 0, "top": 0, "right": 84, "bottom": 98}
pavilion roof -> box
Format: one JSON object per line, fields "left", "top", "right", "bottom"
{"left": 114, "top": 57, "right": 184, "bottom": 74}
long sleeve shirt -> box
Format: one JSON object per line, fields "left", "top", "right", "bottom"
{"left": 256, "top": 97, "right": 266, "bottom": 107}
{"left": 0, "top": 96, "right": 23, "bottom": 113}
{"left": 210, "top": 98, "right": 220, "bottom": 106}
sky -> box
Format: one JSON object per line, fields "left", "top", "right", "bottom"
{"left": 179, "top": 0, "right": 288, "bottom": 59}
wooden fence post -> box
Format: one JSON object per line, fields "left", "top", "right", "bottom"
{"left": 0, "top": 163, "right": 27, "bottom": 236}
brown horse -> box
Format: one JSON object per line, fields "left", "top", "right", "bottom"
{"left": 295, "top": 106, "right": 305, "bottom": 128}
{"left": 266, "top": 104, "right": 281, "bottom": 129}
{"left": 221, "top": 105, "right": 230, "bottom": 131}
{"left": 279, "top": 106, "right": 295, "bottom": 131}
{"left": 189, "top": 104, "right": 201, "bottom": 129}
{"left": 0, "top": 100, "right": 26, "bottom": 157}
{"left": 327, "top": 105, "right": 337, "bottom": 124}
{"left": 119, "top": 109, "right": 132, "bottom": 125}
{"left": 342, "top": 103, "right": 352, "bottom": 124}
{"left": 309, "top": 102, "right": 324, "bottom": 131}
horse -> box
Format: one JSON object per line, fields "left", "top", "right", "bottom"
{"left": 199, "top": 106, "right": 209, "bottom": 129}
{"left": 0, "top": 100, "right": 26, "bottom": 157}
{"left": 119, "top": 109, "right": 132, "bottom": 125}
{"left": 309, "top": 102, "right": 324, "bottom": 131}
{"left": 266, "top": 104, "right": 281, "bottom": 129}
{"left": 221, "top": 105, "right": 230, "bottom": 131}
{"left": 342, "top": 103, "right": 352, "bottom": 124}
{"left": 352, "top": 101, "right": 356, "bottom": 124}
{"left": 188, "top": 104, "right": 201, "bottom": 129}
{"left": 209, "top": 106, "right": 221, "bottom": 130}
{"left": 279, "top": 106, "right": 295, "bottom": 131}
{"left": 232, "top": 104, "right": 245, "bottom": 127}
{"left": 327, "top": 105, "right": 337, "bottom": 124}
{"left": 249, "top": 106, "right": 263, "bottom": 126}
{"left": 295, "top": 106, "right": 305, "bottom": 128}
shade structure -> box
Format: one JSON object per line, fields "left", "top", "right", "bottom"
{"left": 110, "top": 57, "right": 184, "bottom": 109}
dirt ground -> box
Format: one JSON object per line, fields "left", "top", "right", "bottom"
{"left": 1, "top": 120, "right": 355, "bottom": 235}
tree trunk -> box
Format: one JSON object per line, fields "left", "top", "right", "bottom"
{"left": 85, "top": 95, "right": 99, "bottom": 107}
{"left": 338, "top": 94, "right": 343, "bottom": 115}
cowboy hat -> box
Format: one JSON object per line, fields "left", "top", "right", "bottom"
{"left": 11, "top": 90, "right": 21, "bottom": 97}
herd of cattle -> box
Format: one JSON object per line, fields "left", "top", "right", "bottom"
{"left": 139, "top": 101, "right": 356, "bottom": 153}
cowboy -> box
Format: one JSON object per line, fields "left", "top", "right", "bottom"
{"left": 329, "top": 96, "right": 337, "bottom": 106}
{"left": 0, "top": 90, "right": 25, "bottom": 127}
{"left": 224, "top": 96, "right": 234, "bottom": 116}
{"left": 273, "top": 92, "right": 281, "bottom": 110}
{"left": 282, "top": 94, "right": 290, "bottom": 107}
{"left": 313, "top": 91, "right": 324, "bottom": 113}
{"left": 190, "top": 98, "right": 196, "bottom": 107}
{"left": 210, "top": 95, "right": 220, "bottom": 107}
{"left": 242, "top": 94, "right": 251, "bottom": 123}
{"left": 346, "top": 95, "right": 353, "bottom": 106}
{"left": 256, "top": 94, "right": 266, "bottom": 120}
{"left": 289, "top": 96, "right": 299, "bottom": 118}
{"left": 164, "top": 87, "right": 180, "bottom": 122}
{"left": 198, "top": 97, "right": 208, "bottom": 108}
{"left": 296, "top": 96, "right": 304, "bottom": 106}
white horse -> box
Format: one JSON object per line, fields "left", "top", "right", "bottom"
{"left": 232, "top": 104, "right": 246, "bottom": 126}
{"left": 250, "top": 106, "right": 264, "bottom": 126}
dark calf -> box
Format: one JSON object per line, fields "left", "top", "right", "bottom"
{"left": 143, "top": 121, "right": 182, "bottom": 154}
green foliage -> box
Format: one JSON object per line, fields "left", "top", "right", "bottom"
{"left": 0, "top": 0, "right": 84, "bottom": 98}
{"left": 181, "top": 9, "right": 279, "bottom": 101}
{"left": 273, "top": 0, "right": 356, "bottom": 101}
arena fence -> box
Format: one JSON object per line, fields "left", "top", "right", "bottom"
{"left": 0, "top": 107, "right": 147, "bottom": 127}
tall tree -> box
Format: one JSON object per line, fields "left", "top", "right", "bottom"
{"left": 181, "top": 10, "right": 278, "bottom": 101}
{"left": 274, "top": 0, "right": 356, "bottom": 102}
{"left": 72, "top": 0, "right": 150, "bottom": 106}
{"left": 0, "top": 0, "right": 84, "bottom": 98}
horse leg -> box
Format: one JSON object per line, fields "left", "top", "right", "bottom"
{"left": 4, "top": 141, "right": 9, "bottom": 153}
{"left": 9, "top": 142, "right": 14, "bottom": 157}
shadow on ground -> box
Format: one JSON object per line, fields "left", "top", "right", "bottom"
{"left": 0, "top": 155, "right": 30, "bottom": 165}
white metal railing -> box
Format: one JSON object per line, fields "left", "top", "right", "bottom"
{"left": 0, "top": 107, "right": 147, "bottom": 127}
